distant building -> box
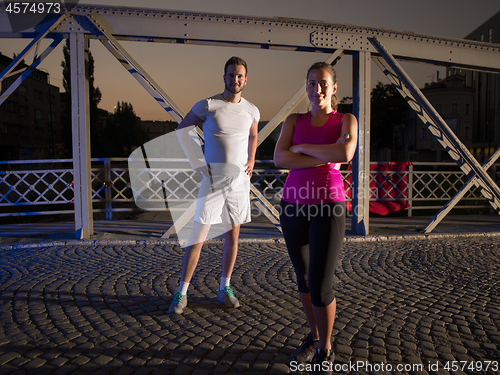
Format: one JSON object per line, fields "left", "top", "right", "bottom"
{"left": 446, "top": 10, "right": 500, "bottom": 163}
{"left": 0, "top": 52, "right": 63, "bottom": 160}
{"left": 138, "top": 120, "right": 279, "bottom": 160}
{"left": 404, "top": 74, "right": 475, "bottom": 162}
{"left": 140, "top": 120, "right": 177, "bottom": 142}
{"left": 402, "top": 11, "right": 499, "bottom": 163}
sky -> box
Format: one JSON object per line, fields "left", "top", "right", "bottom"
{"left": 1, "top": 0, "right": 499, "bottom": 122}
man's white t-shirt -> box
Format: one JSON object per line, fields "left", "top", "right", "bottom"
{"left": 191, "top": 94, "right": 260, "bottom": 172}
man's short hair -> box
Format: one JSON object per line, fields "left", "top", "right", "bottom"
{"left": 224, "top": 56, "right": 248, "bottom": 76}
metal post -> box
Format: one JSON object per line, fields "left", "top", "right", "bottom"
{"left": 104, "top": 158, "right": 112, "bottom": 220}
{"left": 493, "top": 163, "right": 498, "bottom": 215}
{"left": 351, "top": 51, "right": 371, "bottom": 235}
{"left": 408, "top": 163, "right": 414, "bottom": 217}
{"left": 70, "top": 33, "right": 93, "bottom": 239}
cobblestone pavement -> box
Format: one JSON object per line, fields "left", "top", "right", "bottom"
{"left": 0, "top": 236, "right": 499, "bottom": 375}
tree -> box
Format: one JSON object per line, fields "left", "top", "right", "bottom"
{"left": 11, "top": 53, "right": 25, "bottom": 67}
{"left": 338, "top": 96, "right": 353, "bottom": 114}
{"left": 102, "top": 101, "right": 146, "bottom": 157}
{"left": 370, "top": 82, "right": 408, "bottom": 160}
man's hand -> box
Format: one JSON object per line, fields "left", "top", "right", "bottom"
{"left": 190, "top": 158, "right": 211, "bottom": 179}
{"left": 244, "top": 160, "right": 255, "bottom": 176}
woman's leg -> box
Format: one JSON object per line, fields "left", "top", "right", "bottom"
{"left": 299, "top": 292, "right": 319, "bottom": 340}
{"left": 308, "top": 202, "right": 345, "bottom": 350}
{"left": 312, "top": 299, "right": 336, "bottom": 349}
{"left": 279, "top": 201, "right": 319, "bottom": 338}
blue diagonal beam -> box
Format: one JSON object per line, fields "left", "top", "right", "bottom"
{"left": 79, "top": 14, "right": 187, "bottom": 124}
{"left": 0, "top": 14, "right": 70, "bottom": 80}
{"left": 0, "top": 14, "right": 70, "bottom": 105}
{"left": 79, "top": 14, "right": 283, "bottom": 237}
{"left": 369, "top": 36, "right": 500, "bottom": 209}
{"left": 372, "top": 54, "right": 500, "bottom": 231}
{"left": 424, "top": 147, "right": 500, "bottom": 233}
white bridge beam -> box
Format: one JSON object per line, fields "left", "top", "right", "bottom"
{"left": 70, "top": 32, "right": 93, "bottom": 239}
{"left": 2, "top": 5, "right": 499, "bottom": 72}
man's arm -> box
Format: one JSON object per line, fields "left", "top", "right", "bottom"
{"left": 176, "top": 110, "right": 208, "bottom": 177}
{"left": 244, "top": 122, "right": 259, "bottom": 176}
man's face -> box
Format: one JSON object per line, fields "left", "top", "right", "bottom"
{"left": 224, "top": 64, "right": 247, "bottom": 95}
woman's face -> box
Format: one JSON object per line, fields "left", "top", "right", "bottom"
{"left": 306, "top": 68, "right": 337, "bottom": 108}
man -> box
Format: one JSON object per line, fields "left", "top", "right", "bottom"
{"left": 168, "top": 56, "right": 260, "bottom": 315}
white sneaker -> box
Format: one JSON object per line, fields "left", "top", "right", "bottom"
{"left": 168, "top": 292, "right": 187, "bottom": 314}
{"left": 217, "top": 286, "right": 240, "bottom": 308}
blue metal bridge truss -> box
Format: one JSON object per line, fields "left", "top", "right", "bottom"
{"left": 1, "top": 4, "right": 500, "bottom": 238}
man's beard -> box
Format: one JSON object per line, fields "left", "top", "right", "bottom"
{"left": 226, "top": 82, "right": 244, "bottom": 95}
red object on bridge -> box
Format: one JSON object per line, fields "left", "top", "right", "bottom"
{"left": 344, "top": 162, "right": 411, "bottom": 216}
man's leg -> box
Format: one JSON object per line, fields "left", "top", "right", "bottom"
{"left": 222, "top": 222, "right": 240, "bottom": 278}
{"left": 169, "top": 222, "right": 211, "bottom": 314}
{"left": 181, "top": 221, "right": 211, "bottom": 283}
{"left": 217, "top": 222, "right": 241, "bottom": 308}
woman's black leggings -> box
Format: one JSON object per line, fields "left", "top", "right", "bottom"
{"left": 279, "top": 200, "right": 345, "bottom": 307}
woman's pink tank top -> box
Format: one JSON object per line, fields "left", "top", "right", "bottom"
{"left": 281, "top": 111, "right": 346, "bottom": 205}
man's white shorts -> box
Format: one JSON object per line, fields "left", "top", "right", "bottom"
{"left": 194, "top": 171, "right": 251, "bottom": 225}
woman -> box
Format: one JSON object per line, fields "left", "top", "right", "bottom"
{"left": 274, "top": 62, "right": 358, "bottom": 372}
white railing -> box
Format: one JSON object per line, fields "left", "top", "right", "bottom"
{"left": 1, "top": 158, "right": 498, "bottom": 219}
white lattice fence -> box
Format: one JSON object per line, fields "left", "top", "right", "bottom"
{"left": 408, "top": 163, "right": 493, "bottom": 212}
{"left": 0, "top": 159, "right": 497, "bottom": 218}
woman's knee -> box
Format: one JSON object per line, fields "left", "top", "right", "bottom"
{"left": 296, "top": 275, "right": 309, "bottom": 294}
{"left": 310, "top": 289, "right": 335, "bottom": 308}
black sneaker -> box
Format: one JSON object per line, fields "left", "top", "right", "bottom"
{"left": 290, "top": 332, "right": 318, "bottom": 363}
{"left": 312, "top": 348, "right": 335, "bottom": 375}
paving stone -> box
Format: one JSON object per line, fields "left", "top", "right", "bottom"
{"left": 451, "top": 344, "right": 468, "bottom": 354}
{"left": 386, "top": 352, "right": 403, "bottom": 362}
{"left": 334, "top": 344, "right": 353, "bottom": 356}
{"left": 270, "top": 363, "right": 290, "bottom": 374}
{"left": 370, "top": 337, "right": 384, "bottom": 347}
{"left": 353, "top": 348, "right": 369, "bottom": 358}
